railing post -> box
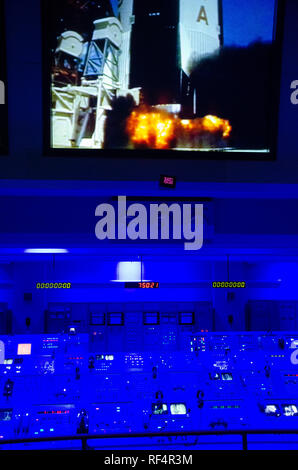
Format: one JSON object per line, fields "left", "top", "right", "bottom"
{"left": 81, "top": 437, "right": 88, "bottom": 451}
{"left": 242, "top": 433, "right": 248, "bottom": 451}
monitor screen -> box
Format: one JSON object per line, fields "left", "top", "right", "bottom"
{"left": 282, "top": 405, "right": 298, "bottom": 417}
{"left": 209, "top": 372, "right": 221, "bottom": 380}
{"left": 107, "top": 312, "right": 124, "bottom": 325}
{"left": 170, "top": 403, "right": 187, "bottom": 415}
{"left": 43, "top": 0, "right": 283, "bottom": 160}
{"left": 17, "top": 344, "right": 32, "bottom": 356}
{"left": 0, "top": 409, "right": 12, "bottom": 421}
{"left": 3, "top": 359, "right": 13, "bottom": 365}
{"left": 143, "top": 312, "right": 160, "bottom": 325}
{"left": 179, "top": 312, "right": 195, "bottom": 325}
{"left": 152, "top": 403, "right": 168, "bottom": 415}
{"left": 96, "top": 355, "right": 105, "bottom": 361}
{"left": 105, "top": 355, "right": 114, "bottom": 361}
{"left": 264, "top": 404, "right": 280, "bottom": 416}
{"left": 90, "top": 312, "right": 105, "bottom": 326}
{"left": 221, "top": 372, "right": 233, "bottom": 381}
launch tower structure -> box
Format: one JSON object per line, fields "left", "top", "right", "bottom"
{"left": 52, "top": 3, "right": 140, "bottom": 149}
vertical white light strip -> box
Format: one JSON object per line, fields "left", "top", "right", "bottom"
{"left": 115, "top": 261, "right": 143, "bottom": 282}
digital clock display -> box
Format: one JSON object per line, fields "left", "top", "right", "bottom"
{"left": 159, "top": 175, "right": 176, "bottom": 188}
{"left": 125, "top": 282, "right": 159, "bottom": 289}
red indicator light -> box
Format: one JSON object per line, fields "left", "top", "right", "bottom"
{"left": 159, "top": 175, "right": 176, "bottom": 188}
{"left": 164, "top": 177, "right": 173, "bottom": 185}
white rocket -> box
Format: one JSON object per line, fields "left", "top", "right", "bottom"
{"left": 179, "top": 0, "right": 222, "bottom": 76}
{"left": 118, "top": 0, "right": 222, "bottom": 88}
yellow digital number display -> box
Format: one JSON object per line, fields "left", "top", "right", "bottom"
{"left": 212, "top": 282, "right": 246, "bottom": 288}
{"left": 36, "top": 283, "right": 71, "bottom": 289}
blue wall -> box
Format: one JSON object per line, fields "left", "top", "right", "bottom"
{"left": 0, "top": 256, "right": 298, "bottom": 333}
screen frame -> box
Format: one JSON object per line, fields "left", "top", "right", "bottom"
{"left": 178, "top": 311, "right": 195, "bottom": 325}
{"left": 90, "top": 312, "right": 105, "bottom": 326}
{"left": 41, "top": 0, "right": 286, "bottom": 162}
{"left": 143, "top": 312, "right": 160, "bottom": 325}
{"left": 0, "top": 0, "right": 8, "bottom": 155}
{"left": 107, "top": 312, "right": 124, "bottom": 326}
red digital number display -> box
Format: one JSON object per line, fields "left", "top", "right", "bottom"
{"left": 159, "top": 175, "right": 176, "bottom": 188}
{"left": 164, "top": 177, "right": 174, "bottom": 185}
{"left": 138, "top": 282, "right": 159, "bottom": 289}
{"left": 125, "top": 282, "right": 159, "bottom": 289}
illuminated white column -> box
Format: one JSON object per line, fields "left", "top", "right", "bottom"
{"left": 179, "top": 0, "right": 222, "bottom": 76}
{"left": 118, "top": 0, "right": 134, "bottom": 89}
{"left": 0, "top": 340, "right": 4, "bottom": 364}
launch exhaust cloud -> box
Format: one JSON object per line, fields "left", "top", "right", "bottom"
{"left": 95, "top": 197, "right": 204, "bottom": 251}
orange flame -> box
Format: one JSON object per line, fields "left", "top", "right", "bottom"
{"left": 126, "top": 107, "right": 232, "bottom": 149}
{"left": 126, "top": 110, "right": 176, "bottom": 149}
{"left": 180, "top": 115, "right": 232, "bottom": 139}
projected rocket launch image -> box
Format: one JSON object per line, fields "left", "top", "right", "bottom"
{"left": 47, "top": 0, "right": 276, "bottom": 153}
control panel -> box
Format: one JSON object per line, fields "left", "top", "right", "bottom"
{"left": 0, "top": 332, "right": 298, "bottom": 449}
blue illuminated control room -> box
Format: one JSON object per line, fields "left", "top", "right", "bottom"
{"left": 0, "top": 0, "right": 298, "bottom": 453}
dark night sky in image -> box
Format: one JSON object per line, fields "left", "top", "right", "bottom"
{"left": 111, "top": 0, "right": 276, "bottom": 46}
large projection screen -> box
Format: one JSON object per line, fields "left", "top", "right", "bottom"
{"left": 43, "top": 0, "right": 284, "bottom": 160}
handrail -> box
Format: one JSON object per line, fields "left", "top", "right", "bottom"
{"left": 1, "top": 428, "right": 298, "bottom": 450}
